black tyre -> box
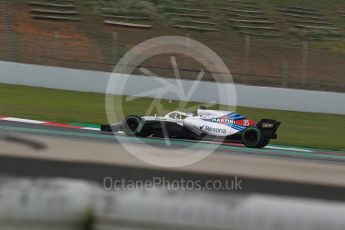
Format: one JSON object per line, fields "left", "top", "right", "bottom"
{"left": 257, "top": 139, "right": 270, "bottom": 148}
{"left": 241, "top": 127, "right": 267, "bottom": 148}
{"left": 123, "top": 115, "right": 143, "bottom": 136}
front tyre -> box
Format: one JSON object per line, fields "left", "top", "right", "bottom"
{"left": 241, "top": 127, "right": 269, "bottom": 148}
{"left": 123, "top": 115, "right": 143, "bottom": 136}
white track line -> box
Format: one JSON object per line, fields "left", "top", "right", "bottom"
{"left": 2, "top": 117, "right": 45, "bottom": 124}
{"left": 266, "top": 145, "right": 313, "bottom": 152}
{"left": 1, "top": 116, "right": 100, "bottom": 131}
{"left": 82, "top": 127, "right": 101, "bottom": 131}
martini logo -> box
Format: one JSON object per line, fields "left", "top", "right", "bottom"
{"left": 211, "top": 118, "right": 234, "bottom": 124}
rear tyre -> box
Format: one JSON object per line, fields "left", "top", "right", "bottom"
{"left": 257, "top": 139, "right": 270, "bottom": 148}
{"left": 241, "top": 127, "right": 268, "bottom": 148}
{"left": 123, "top": 115, "right": 143, "bottom": 136}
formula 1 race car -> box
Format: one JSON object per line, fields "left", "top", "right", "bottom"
{"left": 101, "top": 108, "right": 281, "bottom": 148}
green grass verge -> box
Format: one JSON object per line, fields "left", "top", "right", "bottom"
{"left": 1, "top": 83, "right": 344, "bottom": 151}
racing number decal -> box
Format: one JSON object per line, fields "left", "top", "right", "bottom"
{"left": 243, "top": 119, "right": 250, "bottom": 126}
{"left": 234, "top": 119, "right": 256, "bottom": 127}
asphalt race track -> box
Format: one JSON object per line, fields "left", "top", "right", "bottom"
{"left": 1, "top": 120, "right": 345, "bottom": 200}
{"left": 1, "top": 120, "right": 344, "bottom": 163}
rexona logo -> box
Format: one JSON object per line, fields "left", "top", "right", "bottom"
{"left": 211, "top": 118, "right": 234, "bottom": 124}
{"left": 201, "top": 125, "right": 226, "bottom": 134}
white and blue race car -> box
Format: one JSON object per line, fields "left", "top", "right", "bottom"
{"left": 102, "top": 107, "right": 280, "bottom": 148}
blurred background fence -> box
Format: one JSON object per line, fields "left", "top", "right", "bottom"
{"left": 0, "top": 0, "right": 344, "bottom": 92}
{"left": 1, "top": 30, "right": 344, "bottom": 92}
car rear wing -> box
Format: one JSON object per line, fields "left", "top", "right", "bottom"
{"left": 256, "top": 119, "right": 281, "bottom": 139}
